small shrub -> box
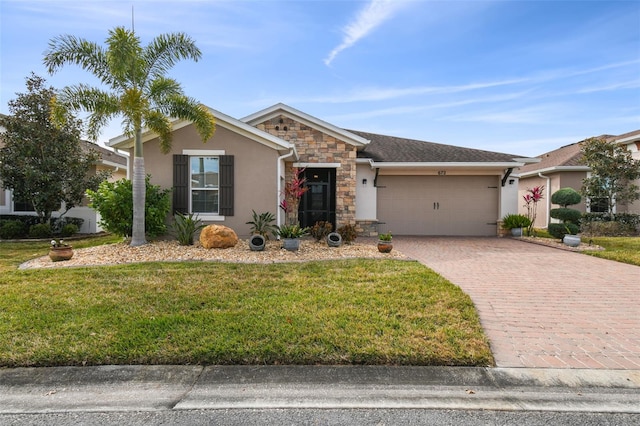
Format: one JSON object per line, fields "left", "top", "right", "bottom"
{"left": 60, "top": 223, "right": 79, "bottom": 237}
{"left": 549, "top": 208, "right": 582, "bottom": 224}
{"left": 173, "top": 212, "right": 205, "bottom": 245}
{"left": 28, "top": 223, "right": 52, "bottom": 238}
{"left": 337, "top": 224, "right": 357, "bottom": 244}
{"left": 245, "top": 210, "right": 278, "bottom": 239}
{"left": 548, "top": 223, "right": 580, "bottom": 239}
{"left": 581, "top": 221, "right": 637, "bottom": 237}
{"left": 501, "top": 213, "right": 531, "bottom": 229}
{"left": 87, "top": 176, "right": 170, "bottom": 238}
{"left": 310, "top": 221, "right": 333, "bottom": 241}
{"left": 551, "top": 187, "right": 582, "bottom": 207}
{"left": 0, "top": 220, "right": 26, "bottom": 239}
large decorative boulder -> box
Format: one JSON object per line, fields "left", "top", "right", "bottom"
{"left": 199, "top": 225, "right": 238, "bottom": 249}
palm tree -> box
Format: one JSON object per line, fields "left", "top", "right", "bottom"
{"left": 44, "top": 27, "right": 215, "bottom": 246}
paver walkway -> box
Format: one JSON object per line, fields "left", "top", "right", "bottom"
{"left": 393, "top": 237, "right": 640, "bottom": 369}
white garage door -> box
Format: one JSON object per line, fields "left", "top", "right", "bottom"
{"left": 376, "top": 175, "right": 499, "bottom": 236}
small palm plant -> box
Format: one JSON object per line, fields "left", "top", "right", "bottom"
{"left": 246, "top": 210, "right": 278, "bottom": 240}
{"left": 173, "top": 212, "right": 205, "bottom": 245}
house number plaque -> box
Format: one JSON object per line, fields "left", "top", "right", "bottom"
{"left": 438, "top": 171, "right": 446, "bottom": 176}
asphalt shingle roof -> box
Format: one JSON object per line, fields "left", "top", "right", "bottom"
{"left": 349, "top": 130, "right": 522, "bottom": 163}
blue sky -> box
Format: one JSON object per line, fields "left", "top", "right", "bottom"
{"left": 1, "top": 0, "right": 638, "bottom": 157}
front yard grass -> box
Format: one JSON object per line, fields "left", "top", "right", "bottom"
{"left": 0, "top": 237, "right": 494, "bottom": 368}
{"left": 584, "top": 236, "right": 640, "bottom": 266}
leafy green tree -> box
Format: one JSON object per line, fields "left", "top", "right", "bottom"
{"left": 0, "top": 73, "right": 108, "bottom": 224}
{"left": 580, "top": 137, "right": 640, "bottom": 217}
{"left": 44, "top": 27, "right": 215, "bottom": 246}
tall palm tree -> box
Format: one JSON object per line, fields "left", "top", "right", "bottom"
{"left": 44, "top": 27, "right": 215, "bottom": 246}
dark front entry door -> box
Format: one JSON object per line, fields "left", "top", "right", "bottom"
{"left": 299, "top": 168, "right": 336, "bottom": 229}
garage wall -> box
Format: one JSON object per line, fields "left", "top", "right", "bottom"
{"left": 376, "top": 175, "right": 499, "bottom": 236}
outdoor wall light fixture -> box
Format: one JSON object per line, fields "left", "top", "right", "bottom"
{"left": 362, "top": 178, "right": 367, "bottom": 185}
{"left": 509, "top": 179, "right": 515, "bottom": 185}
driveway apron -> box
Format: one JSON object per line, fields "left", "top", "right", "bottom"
{"left": 392, "top": 237, "right": 640, "bottom": 369}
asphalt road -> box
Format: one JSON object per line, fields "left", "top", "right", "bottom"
{"left": 1, "top": 408, "right": 638, "bottom": 426}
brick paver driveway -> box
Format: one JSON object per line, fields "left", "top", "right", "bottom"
{"left": 393, "top": 237, "right": 640, "bottom": 369}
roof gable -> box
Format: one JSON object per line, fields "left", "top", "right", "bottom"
{"left": 108, "top": 106, "right": 292, "bottom": 153}
{"left": 242, "top": 103, "right": 370, "bottom": 148}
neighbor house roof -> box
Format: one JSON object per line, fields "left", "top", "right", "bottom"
{"left": 610, "top": 129, "right": 640, "bottom": 145}
{"left": 350, "top": 130, "right": 530, "bottom": 168}
{"left": 82, "top": 140, "right": 128, "bottom": 168}
{"left": 516, "top": 133, "right": 621, "bottom": 178}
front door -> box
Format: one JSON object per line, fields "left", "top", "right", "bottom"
{"left": 299, "top": 168, "right": 336, "bottom": 229}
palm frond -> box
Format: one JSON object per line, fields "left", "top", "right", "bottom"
{"left": 144, "top": 110, "right": 173, "bottom": 154}
{"left": 105, "top": 27, "right": 145, "bottom": 88}
{"left": 144, "top": 32, "right": 201, "bottom": 82}
{"left": 43, "top": 35, "right": 112, "bottom": 86}
{"left": 166, "top": 96, "right": 215, "bottom": 142}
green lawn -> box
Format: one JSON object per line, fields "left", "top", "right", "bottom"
{"left": 584, "top": 236, "right": 640, "bottom": 266}
{"left": 0, "top": 236, "right": 494, "bottom": 368}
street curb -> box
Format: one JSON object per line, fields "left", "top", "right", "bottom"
{"left": 1, "top": 365, "right": 639, "bottom": 414}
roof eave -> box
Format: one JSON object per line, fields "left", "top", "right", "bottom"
{"left": 107, "top": 106, "right": 293, "bottom": 152}
{"left": 516, "top": 165, "right": 591, "bottom": 178}
{"left": 370, "top": 161, "right": 527, "bottom": 169}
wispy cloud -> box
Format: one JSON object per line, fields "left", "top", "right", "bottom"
{"left": 324, "top": 0, "right": 404, "bottom": 66}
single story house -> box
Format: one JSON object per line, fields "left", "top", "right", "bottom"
{"left": 0, "top": 140, "right": 128, "bottom": 233}
{"left": 517, "top": 129, "right": 640, "bottom": 228}
{"left": 108, "top": 103, "right": 535, "bottom": 237}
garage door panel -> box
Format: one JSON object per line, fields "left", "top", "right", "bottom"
{"left": 377, "top": 175, "right": 498, "bottom": 236}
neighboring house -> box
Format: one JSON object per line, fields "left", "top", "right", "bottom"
{"left": 0, "top": 140, "right": 128, "bottom": 233}
{"left": 108, "top": 103, "right": 534, "bottom": 237}
{"left": 517, "top": 130, "right": 640, "bottom": 228}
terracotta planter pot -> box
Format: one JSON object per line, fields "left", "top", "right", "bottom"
{"left": 377, "top": 241, "right": 393, "bottom": 253}
{"left": 49, "top": 246, "right": 73, "bottom": 262}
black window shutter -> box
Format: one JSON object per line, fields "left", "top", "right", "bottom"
{"left": 173, "top": 155, "right": 189, "bottom": 214}
{"left": 219, "top": 155, "right": 234, "bottom": 216}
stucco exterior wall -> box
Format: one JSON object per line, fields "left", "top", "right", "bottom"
{"left": 137, "top": 123, "right": 280, "bottom": 237}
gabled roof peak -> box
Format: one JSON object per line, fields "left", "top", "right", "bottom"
{"left": 241, "top": 103, "right": 370, "bottom": 148}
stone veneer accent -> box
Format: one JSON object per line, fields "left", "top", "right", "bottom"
{"left": 255, "top": 115, "right": 357, "bottom": 228}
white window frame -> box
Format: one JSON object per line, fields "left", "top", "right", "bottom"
{"left": 183, "top": 149, "right": 225, "bottom": 221}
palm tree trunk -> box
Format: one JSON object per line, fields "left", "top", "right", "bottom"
{"left": 130, "top": 129, "right": 147, "bottom": 246}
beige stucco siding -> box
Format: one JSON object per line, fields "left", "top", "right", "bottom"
{"left": 136, "top": 124, "right": 280, "bottom": 237}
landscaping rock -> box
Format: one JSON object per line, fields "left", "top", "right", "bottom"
{"left": 199, "top": 225, "right": 238, "bottom": 249}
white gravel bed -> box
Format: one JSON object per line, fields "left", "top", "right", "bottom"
{"left": 19, "top": 239, "right": 408, "bottom": 269}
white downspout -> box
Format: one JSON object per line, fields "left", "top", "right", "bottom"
{"left": 538, "top": 172, "right": 551, "bottom": 226}
{"left": 277, "top": 149, "right": 296, "bottom": 228}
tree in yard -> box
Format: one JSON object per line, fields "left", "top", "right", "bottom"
{"left": 43, "top": 27, "right": 216, "bottom": 246}
{"left": 580, "top": 137, "right": 640, "bottom": 218}
{"left": 0, "top": 73, "right": 108, "bottom": 225}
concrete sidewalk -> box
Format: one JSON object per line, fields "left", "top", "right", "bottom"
{"left": 393, "top": 237, "right": 640, "bottom": 369}
{"left": 1, "top": 365, "right": 639, "bottom": 414}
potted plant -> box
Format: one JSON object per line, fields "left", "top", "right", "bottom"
{"left": 501, "top": 213, "right": 532, "bottom": 237}
{"left": 246, "top": 210, "right": 278, "bottom": 251}
{"left": 277, "top": 167, "right": 310, "bottom": 252}
{"left": 277, "top": 223, "right": 309, "bottom": 251}
{"left": 377, "top": 231, "right": 393, "bottom": 253}
{"left": 49, "top": 239, "right": 73, "bottom": 262}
